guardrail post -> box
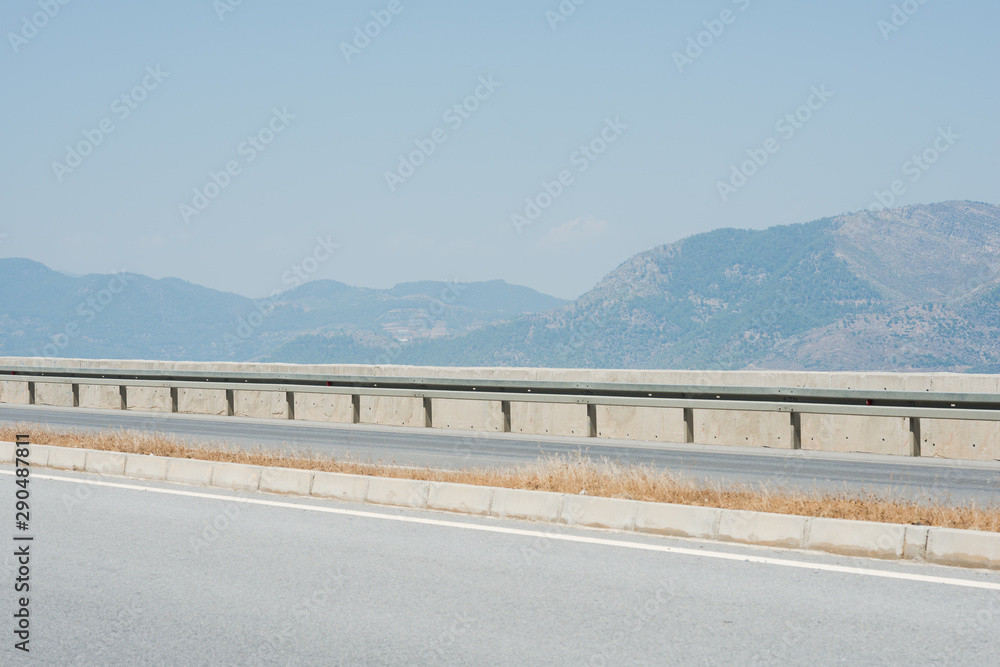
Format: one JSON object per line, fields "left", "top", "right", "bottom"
{"left": 790, "top": 412, "right": 802, "bottom": 450}
{"left": 351, "top": 394, "right": 361, "bottom": 424}
{"left": 72, "top": 383, "right": 80, "bottom": 408}
{"left": 586, "top": 403, "right": 597, "bottom": 437}
{"left": 909, "top": 417, "right": 921, "bottom": 457}
{"left": 119, "top": 386, "right": 128, "bottom": 410}
{"left": 286, "top": 391, "right": 295, "bottom": 420}
{"left": 501, "top": 400, "right": 512, "bottom": 433}
{"left": 170, "top": 387, "right": 179, "bottom": 413}
{"left": 27, "top": 382, "right": 35, "bottom": 405}
{"left": 423, "top": 397, "right": 433, "bottom": 428}
{"left": 683, "top": 408, "right": 694, "bottom": 444}
{"left": 226, "top": 389, "right": 235, "bottom": 417}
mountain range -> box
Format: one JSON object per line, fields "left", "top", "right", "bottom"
{"left": 3, "top": 200, "right": 999, "bottom": 372}
{"left": 0, "top": 259, "right": 564, "bottom": 362}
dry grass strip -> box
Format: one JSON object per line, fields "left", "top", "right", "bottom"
{"left": 4, "top": 423, "right": 999, "bottom": 533}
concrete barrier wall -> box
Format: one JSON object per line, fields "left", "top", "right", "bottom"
{"left": 0, "top": 380, "right": 29, "bottom": 404}
{"left": 79, "top": 384, "right": 121, "bottom": 410}
{"left": 233, "top": 390, "right": 289, "bottom": 420}
{"left": 433, "top": 399, "right": 505, "bottom": 431}
{"left": 2, "top": 357, "right": 999, "bottom": 462}
{"left": 34, "top": 382, "right": 74, "bottom": 407}
{"left": 361, "top": 396, "right": 424, "bottom": 428}
{"left": 293, "top": 393, "right": 352, "bottom": 422}
{"left": 177, "top": 388, "right": 227, "bottom": 416}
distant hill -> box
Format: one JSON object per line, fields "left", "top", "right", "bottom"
{"left": 0, "top": 259, "right": 565, "bottom": 362}
{"left": 397, "top": 201, "right": 1000, "bottom": 372}
{"left": 4, "top": 200, "right": 1000, "bottom": 371}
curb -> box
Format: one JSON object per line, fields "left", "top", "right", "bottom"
{"left": 4, "top": 442, "right": 999, "bottom": 570}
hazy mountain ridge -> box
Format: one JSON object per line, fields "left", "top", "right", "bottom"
{"left": 0, "top": 259, "right": 565, "bottom": 361}
{"left": 3, "top": 201, "right": 999, "bottom": 371}
{"left": 397, "top": 201, "right": 1000, "bottom": 371}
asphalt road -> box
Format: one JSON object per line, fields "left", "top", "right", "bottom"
{"left": 3, "top": 404, "right": 1000, "bottom": 505}
{"left": 2, "top": 467, "right": 999, "bottom": 665}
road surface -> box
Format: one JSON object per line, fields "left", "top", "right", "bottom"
{"left": 1, "top": 467, "right": 998, "bottom": 665}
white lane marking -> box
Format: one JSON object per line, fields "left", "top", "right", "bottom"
{"left": 6, "top": 469, "right": 1000, "bottom": 591}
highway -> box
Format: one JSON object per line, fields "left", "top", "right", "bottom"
{"left": 2, "top": 467, "right": 998, "bottom": 665}
{"left": 3, "top": 404, "right": 1000, "bottom": 505}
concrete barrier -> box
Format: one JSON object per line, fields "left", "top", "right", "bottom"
{"left": 211, "top": 462, "right": 262, "bottom": 491}
{"left": 123, "top": 453, "right": 169, "bottom": 481}
{"left": 46, "top": 446, "right": 87, "bottom": 471}
{"left": 0, "top": 380, "right": 29, "bottom": 404}
{"left": 11, "top": 442, "right": 1000, "bottom": 570}
{"left": 806, "top": 518, "right": 906, "bottom": 559}
{"left": 366, "top": 477, "right": 430, "bottom": 509}
{"left": 491, "top": 487, "right": 564, "bottom": 522}
{"left": 259, "top": 468, "right": 313, "bottom": 495}
{"left": 427, "top": 481, "right": 493, "bottom": 515}
{"left": 165, "top": 458, "right": 214, "bottom": 486}
{"left": 78, "top": 384, "right": 122, "bottom": 409}
{"left": 903, "top": 525, "right": 930, "bottom": 561}
{"left": 311, "top": 471, "right": 369, "bottom": 503}
{"left": 2, "top": 357, "right": 999, "bottom": 462}
{"left": 634, "top": 502, "right": 720, "bottom": 539}
{"left": 28, "top": 444, "right": 51, "bottom": 467}
{"left": 926, "top": 527, "right": 1000, "bottom": 569}
{"left": 34, "top": 383, "right": 74, "bottom": 407}
{"left": 560, "top": 495, "right": 638, "bottom": 530}
{"left": 233, "top": 390, "right": 289, "bottom": 420}
{"left": 85, "top": 450, "right": 126, "bottom": 476}
{"left": 126, "top": 386, "right": 172, "bottom": 412}
{"left": 293, "top": 393, "right": 353, "bottom": 423}
{"left": 717, "top": 509, "right": 809, "bottom": 549}
{"left": 178, "top": 388, "right": 228, "bottom": 416}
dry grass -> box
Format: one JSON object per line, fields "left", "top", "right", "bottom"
{"left": 4, "top": 423, "right": 999, "bottom": 533}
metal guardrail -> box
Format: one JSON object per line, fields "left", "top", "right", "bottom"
{"left": 2, "top": 365, "right": 1000, "bottom": 455}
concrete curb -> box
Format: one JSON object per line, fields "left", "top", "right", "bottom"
{"left": 5, "top": 442, "right": 1000, "bottom": 570}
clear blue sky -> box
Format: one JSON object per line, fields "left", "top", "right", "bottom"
{"left": 2, "top": 0, "right": 997, "bottom": 299}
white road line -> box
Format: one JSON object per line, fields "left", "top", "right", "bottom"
{"left": 6, "top": 469, "right": 1000, "bottom": 591}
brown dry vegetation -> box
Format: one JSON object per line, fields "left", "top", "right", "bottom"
{"left": 4, "top": 423, "right": 999, "bottom": 533}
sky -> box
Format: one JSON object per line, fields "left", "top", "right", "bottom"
{"left": 2, "top": 0, "right": 997, "bottom": 300}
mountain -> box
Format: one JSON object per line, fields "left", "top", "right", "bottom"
{"left": 396, "top": 201, "right": 1000, "bottom": 372}
{"left": 5, "top": 200, "right": 999, "bottom": 371}
{"left": 0, "top": 259, "right": 565, "bottom": 362}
